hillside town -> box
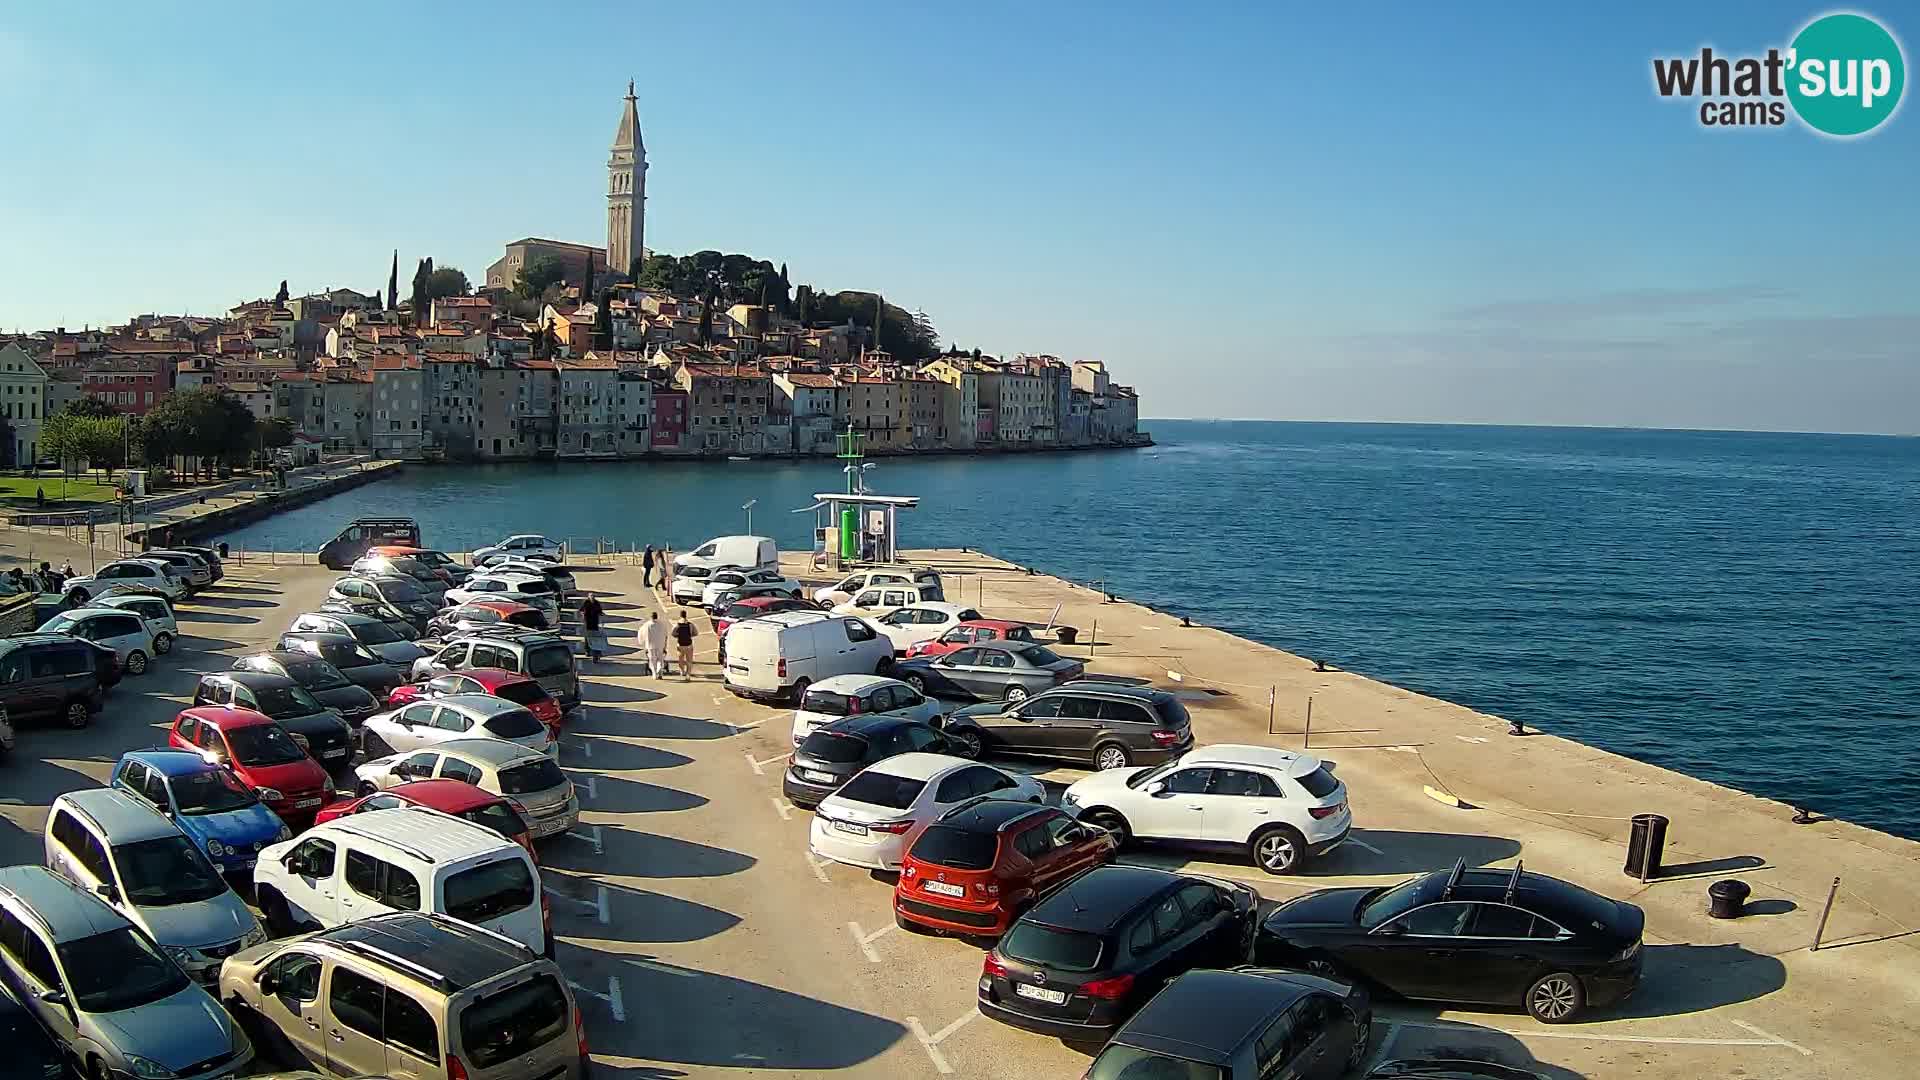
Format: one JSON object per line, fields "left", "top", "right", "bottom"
{"left": 0, "top": 84, "right": 1144, "bottom": 466}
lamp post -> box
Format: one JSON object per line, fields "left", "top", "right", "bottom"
{"left": 742, "top": 498, "right": 756, "bottom": 534}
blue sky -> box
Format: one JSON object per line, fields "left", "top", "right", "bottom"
{"left": 2, "top": 2, "right": 1914, "bottom": 432}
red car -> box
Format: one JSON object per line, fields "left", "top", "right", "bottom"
{"left": 895, "top": 800, "right": 1117, "bottom": 937}
{"left": 316, "top": 779, "right": 537, "bottom": 860}
{"left": 168, "top": 706, "right": 334, "bottom": 825}
{"left": 713, "top": 594, "right": 819, "bottom": 638}
{"left": 385, "top": 668, "right": 565, "bottom": 735}
{"left": 903, "top": 619, "right": 1038, "bottom": 659}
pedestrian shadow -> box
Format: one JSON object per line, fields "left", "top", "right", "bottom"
{"left": 571, "top": 774, "right": 708, "bottom": 814}
{"left": 559, "top": 947, "right": 904, "bottom": 1070}
{"left": 542, "top": 830, "right": 755, "bottom": 879}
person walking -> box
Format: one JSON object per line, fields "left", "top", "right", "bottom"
{"left": 642, "top": 611, "right": 669, "bottom": 678}
{"left": 642, "top": 545, "right": 655, "bottom": 588}
{"left": 661, "top": 545, "right": 676, "bottom": 594}
{"left": 580, "top": 593, "right": 605, "bottom": 662}
{"left": 672, "top": 609, "right": 697, "bottom": 681}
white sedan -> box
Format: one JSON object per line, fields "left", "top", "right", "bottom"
{"left": 471, "top": 534, "right": 564, "bottom": 564}
{"left": 445, "top": 573, "right": 562, "bottom": 624}
{"left": 808, "top": 753, "right": 1045, "bottom": 871}
{"left": 701, "top": 568, "right": 804, "bottom": 610}
{"left": 866, "top": 602, "right": 985, "bottom": 654}
{"left": 791, "top": 674, "right": 946, "bottom": 747}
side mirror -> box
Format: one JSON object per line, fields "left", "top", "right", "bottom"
{"left": 390, "top": 763, "right": 410, "bottom": 777}
{"left": 256, "top": 972, "right": 278, "bottom": 996}
{"left": 1146, "top": 782, "right": 1168, "bottom": 797}
{"left": 94, "top": 883, "right": 120, "bottom": 904}
{"left": 928, "top": 715, "right": 945, "bottom": 731}
{"left": 1375, "top": 923, "right": 1406, "bottom": 937}
{"left": 36, "top": 989, "right": 67, "bottom": 1008}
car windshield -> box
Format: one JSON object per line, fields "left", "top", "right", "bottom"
{"left": 910, "top": 826, "right": 998, "bottom": 870}
{"left": 317, "top": 642, "right": 378, "bottom": 669}
{"left": 285, "top": 660, "right": 350, "bottom": 691}
{"left": 378, "top": 580, "right": 423, "bottom": 603}
{"left": 1021, "top": 645, "right": 1066, "bottom": 666}
{"left": 348, "top": 620, "right": 402, "bottom": 645}
{"left": 800, "top": 689, "right": 857, "bottom": 717}
{"left": 253, "top": 685, "right": 325, "bottom": 717}
{"left": 498, "top": 758, "right": 567, "bottom": 795}
{"left": 227, "top": 724, "right": 308, "bottom": 766}
{"left": 1087, "top": 1046, "right": 1225, "bottom": 1080}
{"left": 1359, "top": 878, "right": 1426, "bottom": 929}
{"left": 464, "top": 802, "right": 528, "bottom": 841}
{"left": 460, "top": 974, "right": 569, "bottom": 1067}
{"left": 833, "top": 772, "right": 925, "bottom": 810}
{"left": 492, "top": 682, "right": 551, "bottom": 708}
{"left": 444, "top": 859, "right": 536, "bottom": 922}
{"left": 1126, "top": 761, "right": 1183, "bottom": 789}
{"left": 57, "top": 928, "right": 193, "bottom": 1013}
{"left": 526, "top": 644, "right": 572, "bottom": 677}
{"left": 482, "top": 708, "right": 545, "bottom": 739}
{"left": 1297, "top": 766, "right": 1340, "bottom": 798}
{"left": 112, "top": 836, "right": 230, "bottom": 906}
{"left": 512, "top": 579, "right": 555, "bottom": 595}
{"left": 1000, "top": 922, "right": 1104, "bottom": 972}
{"left": 171, "top": 768, "right": 259, "bottom": 815}
{"left": 40, "top": 614, "right": 77, "bottom": 633}
{"left": 799, "top": 732, "right": 869, "bottom": 764}
{"left": 415, "top": 552, "right": 455, "bottom": 567}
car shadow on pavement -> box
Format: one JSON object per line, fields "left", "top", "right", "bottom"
{"left": 1306, "top": 830, "right": 1523, "bottom": 878}
{"left": 1606, "top": 942, "right": 1786, "bottom": 1019}
{"left": 541, "top": 830, "right": 756, "bottom": 879}
{"left": 573, "top": 775, "right": 709, "bottom": 814}
{"left": 201, "top": 585, "right": 280, "bottom": 595}
{"left": 580, "top": 682, "right": 670, "bottom": 706}
{"left": 1379, "top": 1016, "right": 1590, "bottom": 1079}
{"left": 563, "top": 947, "right": 906, "bottom": 1071}
{"left": 177, "top": 610, "right": 263, "bottom": 626}
{"left": 559, "top": 738, "right": 692, "bottom": 772}
{"left": 187, "top": 594, "right": 279, "bottom": 610}
{"left": 618, "top": 712, "right": 736, "bottom": 741}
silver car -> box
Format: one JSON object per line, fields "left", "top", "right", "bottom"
{"left": 0, "top": 865, "right": 254, "bottom": 1080}
{"left": 37, "top": 608, "right": 159, "bottom": 675}
{"left": 43, "top": 789, "right": 267, "bottom": 985}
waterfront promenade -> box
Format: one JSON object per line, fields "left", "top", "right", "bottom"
{"left": 0, "top": 538, "right": 1911, "bottom": 1076}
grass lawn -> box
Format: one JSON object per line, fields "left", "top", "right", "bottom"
{"left": 0, "top": 474, "right": 122, "bottom": 506}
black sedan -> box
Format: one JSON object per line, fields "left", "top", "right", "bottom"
{"left": 317, "top": 598, "right": 423, "bottom": 640}
{"left": 232, "top": 651, "right": 381, "bottom": 725}
{"left": 894, "top": 641, "right": 1085, "bottom": 704}
{"left": 1255, "top": 861, "right": 1644, "bottom": 1023}
{"left": 1086, "top": 967, "right": 1371, "bottom": 1080}
{"left": 277, "top": 632, "right": 407, "bottom": 698}
{"left": 979, "top": 864, "right": 1258, "bottom": 1042}
{"left": 782, "top": 714, "right": 952, "bottom": 809}
{"left": 287, "top": 611, "right": 429, "bottom": 666}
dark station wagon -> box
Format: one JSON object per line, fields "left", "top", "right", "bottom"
{"left": 941, "top": 681, "right": 1194, "bottom": 771}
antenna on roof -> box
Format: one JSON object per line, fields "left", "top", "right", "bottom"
{"left": 1441, "top": 857, "right": 1466, "bottom": 901}
{"left": 1504, "top": 860, "right": 1524, "bottom": 905}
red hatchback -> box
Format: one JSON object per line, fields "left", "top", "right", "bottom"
{"left": 168, "top": 706, "right": 334, "bottom": 825}
{"left": 895, "top": 799, "right": 1118, "bottom": 937}
{"left": 903, "top": 619, "right": 1037, "bottom": 659}
{"left": 386, "top": 668, "right": 565, "bottom": 736}
{"left": 315, "top": 779, "right": 537, "bottom": 860}
{"left": 713, "top": 594, "right": 819, "bottom": 638}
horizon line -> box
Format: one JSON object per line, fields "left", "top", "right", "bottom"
{"left": 1141, "top": 417, "right": 1918, "bottom": 439}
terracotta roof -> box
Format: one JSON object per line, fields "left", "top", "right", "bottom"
{"left": 516, "top": 359, "right": 557, "bottom": 370}
{"left": 437, "top": 296, "right": 491, "bottom": 308}
{"left": 422, "top": 352, "right": 478, "bottom": 364}
{"left": 372, "top": 356, "right": 421, "bottom": 371}
{"left": 559, "top": 355, "right": 618, "bottom": 370}
{"left": 782, "top": 373, "right": 840, "bottom": 388}
{"left": 225, "top": 381, "right": 271, "bottom": 393}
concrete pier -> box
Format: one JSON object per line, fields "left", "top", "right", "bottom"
{"left": 0, "top": 541, "right": 1909, "bottom": 1078}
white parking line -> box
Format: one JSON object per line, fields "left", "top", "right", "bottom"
{"left": 770, "top": 797, "right": 794, "bottom": 821}
{"left": 905, "top": 1010, "right": 979, "bottom": 1075}
{"left": 579, "top": 739, "right": 593, "bottom": 758}
{"left": 804, "top": 850, "right": 834, "bottom": 883}
{"left": 729, "top": 717, "right": 767, "bottom": 733}
{"left": 574, "top": 775, "right": 598, "bottom": 800}
{"left": 1454, "top": 735, "right": 1489, "bottom": 744}
{"left": 1392, "top": 1017, "right": 1813, "bottom": 1053}
{"left": 1347, "top": 838, "right": 1385, "bottom": 856}
{"left": 567, "top": 826, "right": 604, "bottom": 855}
{"left": 846, "top": 920, "right": 895, "bottom": 963}
{"left": 1730, "top": 1019, "right": 1814, "bottom": 1056}
{"left": 744, "top": 750, "right": 789, "bottom": 776}
{"left": 595, "top": 885, "right": 609, "bottom": 925}
{"left": 566, "top": 976, "right": 627, "bottom": 1022}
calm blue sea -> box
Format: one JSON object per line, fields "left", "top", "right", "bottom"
{"left": 225, "top": 422, "right": 1920, "bottom": 838}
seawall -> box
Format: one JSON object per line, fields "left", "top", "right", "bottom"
{"left": 128, "top": 460, "right": 404, "bottom": 547}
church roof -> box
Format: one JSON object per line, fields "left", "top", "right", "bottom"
{"left": 612, "top": 81, "right": 644, "bottom": 152}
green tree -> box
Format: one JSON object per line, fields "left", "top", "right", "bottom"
{"left": 63, "top": 397, "right": 120, "bottom": 419}
{"left": 425, "top": 266, "right": 470, "bottom": 299}
{"left": 515, "top": 255, "right": 568, "bottom": 301}
{"left": 40, "top": 412, "right": 87, "bottom": 470}
{"left": 410, "top": 257, "right": 433, "bottom": 320}
{"left": 260, "top": 416, "right": 295, "bottom": 452}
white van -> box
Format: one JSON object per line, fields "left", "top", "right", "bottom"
{"left": 676, "top": 535, "right": 777, "bottom": 574}
{"left": 253, "top": 805, "right": 550, "bottom": 955}
{"left": 723, "top": 610, "right": 894, "bottom": 704}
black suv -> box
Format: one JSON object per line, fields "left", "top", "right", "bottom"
{"left": 942, "top": 682, "right": 1194, "bottom": 772}
{"left": 0, "top": 634, "right": 119, "bottom": 728}
{"left": 192, "top": 671, "right": 355, "bottom": 768}
{"left": 782, "top": 714, "right": 951, "bottom": 808}
{"left": 232, "top": 650, "right": 382, "bottom": 724}
{"left": 979, "top": 864, "right": 1259, "bottom": 1041}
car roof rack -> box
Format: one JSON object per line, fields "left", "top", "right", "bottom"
{"left": 1504, "top": 860, "right": 1525, "bottom": 904}
{"left": 1440, "top": 857, "right": 1467, "bottom": 900}
{"left": 333, "top": 939, "right": 458, "bottom": 991}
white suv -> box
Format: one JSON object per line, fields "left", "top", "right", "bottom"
{"left": 361, "top": 692, "right": 558, "bottom": 759}
{"left": 1061, "top": 744, "right": 1352, "bottom": 875}
{"left": 253, "top": 805, "right": 550, "bottom": 955}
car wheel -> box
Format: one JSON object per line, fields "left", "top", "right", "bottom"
{"left": 1093, "top": 743, "right": 1131, "bottom": 771}
{"left": 1303, "top": 955, "right": 1344, "bottom": 980}
{"left": 259, "top": 890, "right": 296, "bottom": 936}
{"left": 1347, "top": 1013, "right": 1371, "bottom": 1068}
{"left": 787, "top": 678, "right": 811, "bottom": 706}
{"left": 1004, "top": 685, "right": 1028, "bottom": 704}
{"left": 947, "top": 728, "right": 983, "bottom": 759}
{"left": 88, "top": 1056, "right": 111, "bottom": 1080}
{"left": 1526, "top": 971, "right": 1585, "bottom": 1023}
{"left": 875, "top": 656, "right": 894, "bottom": 676}
{"left": 125, "top": 650, "right": 148, "bottom": 675}
{"left": 153, "top": 632, "right": 173, "bottom": 655}
{"left": 1087, "top": 809, "right": 1131, "bottom": 847}
{"left": 64, "top": 701, "right": 89, "bottom": 729}
{"left": 904, "top": 674, "right": 927, "bottom": 694}
{"left": 1252, "top": 825, "right": 1306, "bottom": 875}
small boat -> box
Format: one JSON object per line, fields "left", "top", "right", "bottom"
{"left": 727, "top": 455, "right": 752, "bottom": 462}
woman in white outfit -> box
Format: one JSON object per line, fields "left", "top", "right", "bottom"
{"left": 642, "top": 611, "right": 670, "bottom": 678}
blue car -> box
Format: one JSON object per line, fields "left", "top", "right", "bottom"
{"left": 109, "top": 748, "right": 290, "bottom": 876}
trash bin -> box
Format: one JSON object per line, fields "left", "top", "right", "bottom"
{"left": 1056, "top": 626, "right": 1079, "bottom": 645}
{"left": 1624, "top": 813, "right": 1669, "bottom": 881}
{"left": 217, "top": 542, "right": 229, "bottom": 559}
{"left": 1708, "top": 879, "right": 1750, "bottom": 919}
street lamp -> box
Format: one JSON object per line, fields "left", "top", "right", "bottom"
{"left": 742, "top": 498, "right": 756, "bottom": 534}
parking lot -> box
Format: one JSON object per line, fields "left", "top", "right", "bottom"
{"left": 0, "top": 552, "right": 1907, "bottom": 1078}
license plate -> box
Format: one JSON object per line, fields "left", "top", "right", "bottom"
{"left": 1014, "top": 984, "right": 1067, "bottom": 1005}
{"left": 923, "top": 881, "right": 965, "bottom": 898}
{"left": 323, "top": 748, "right": 348, "bottom": 759}
{"left": 294, "top": 797, "right": 323, "bottom": 808}
{"left": 802, "top": 770, "right": 836, "bottom": 784}
{"left": 832, "top": 820, "right": 869, "bottom": 836}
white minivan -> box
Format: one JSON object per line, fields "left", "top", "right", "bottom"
{"left": 724, "top": 610, "right": 894, "bottom": 704}
{"left": 676, "top": 535, "right": 777, "bottom": 574}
